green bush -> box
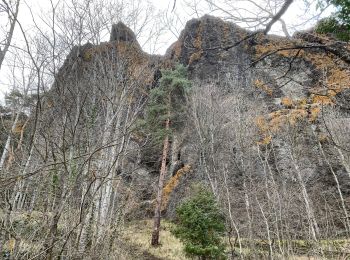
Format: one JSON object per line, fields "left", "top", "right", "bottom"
{"left": 316, "top": 0, "right": 350, "bottom": 41}
{"left": 172, "top": 186, "right": 226, "bottom": 259}
{"left": 315, "top": 16, "right": 350, "bottom": 41}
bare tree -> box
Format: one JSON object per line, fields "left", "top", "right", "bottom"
{"left": 0, "top": 0, "right": 20, "bottom": 70}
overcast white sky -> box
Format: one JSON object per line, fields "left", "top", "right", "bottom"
{"left": 0, "top": 0, "right": 333, "bottom": 105}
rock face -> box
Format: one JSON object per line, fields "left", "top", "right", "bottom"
{"left": 164, "top": 16, "right": 350, "bottom": 222}
{"left": 167, "top": 15, "right": 251, "bottom": 84}
{"left": 43, "top": 15, "right": 350, "bottom": 245}
{"left": 110, "top": 22, "right": 139, "bottom": 46}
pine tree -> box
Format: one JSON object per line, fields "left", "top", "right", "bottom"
{"left": 145, "top": 63, "right": 191, "bottom": 246}
{"left": 316, "top": 0, "right": 350, "bottom": 41}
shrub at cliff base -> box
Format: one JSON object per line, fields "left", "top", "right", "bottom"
{"left": 171, "top": 186, "right": 226, "bottom": 260}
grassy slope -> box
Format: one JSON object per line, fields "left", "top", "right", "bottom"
{"left": 120, "top": 219, "right": 189, "bottom": 260}
{"left": 2, "top": 211, "right": 350, "bottom": 259}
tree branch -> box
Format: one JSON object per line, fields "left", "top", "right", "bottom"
{"left": 263, "top": 0, "right": 294, "bottom": 34}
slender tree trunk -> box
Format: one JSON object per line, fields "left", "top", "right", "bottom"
{"left": 256, "top": 198, "right": 273, "bottom": 260}
{"left": 78, "top": 201, "right": 95, "bottom": 255}
{"left": 12, "top": 143, "right": 35, "bottom": 210}
{"left": 29, "top": 187, "right": 37, "bottom": 212}
{"left": 0, "top": 112, "right": 19, "bottom": 170}
{"left": 243, "top": 177, "right": 254, "bottom": 252}
{"left": 314, "top": 135, "right": 350, "bottom": 233}
{"left": 151, "top": 117, "right": 170, "bottom": 246}
{"left": 336, "top": 147, "right": 350, "bottom": 178}
{"left": 257, "top": 147, "right": 274, "bottom": 259}
{"left": 45, "top": 212, "right": 60, "bottom": 260}
{"left": 265, "top": 151, "right": 284, "bottom": 256}
{"left": 290, "top": 152, "right": 319, "bottom": 241}
{"left": 169, "top": 134, "right": 179, "bottom": 177}
{"left": 223, "top": 166, "right": 242, "bottom": 257}
{"left": 0, "top": 191, "right": 13, "bottom": 255}
{"left": 0, "top": 0, "right": 20, "bottom": 70}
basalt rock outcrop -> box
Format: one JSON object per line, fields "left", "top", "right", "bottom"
{"left": 110, "top": 21, "right": 141, "bottom": 49}
{"left": 46, "top": 14, "right": 350, "bottom": 231}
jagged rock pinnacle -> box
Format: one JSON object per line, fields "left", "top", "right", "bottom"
{"left": 110, "top": 22, "right": 137, "bottom": 43}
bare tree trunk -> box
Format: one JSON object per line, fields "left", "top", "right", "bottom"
{"left": 169, "top": 134, "right": 180, "bottom": 177}
{"left": 336, "top": 147, "right": 350, "bottom": 178}
{"left": 0, "top": 191, "right": 13, "bottom": 255}
{"left": 223, "top": 166, "right": 242, "bottom": 257}
{"left": 256, "top": 197, "right": 273, "bottom": 259}
{"left": 29, "top": 187, "right": 37, "bottom": 212}
{"left": 0, "top": 0, "right": 20, "bottom": 70}
{"left": 78, "top": 201, "right": 95, "bottom": 255}
{"left": 192, "top": 104, "right": 217, "bottom": 195}
{"left": 12, "top": 143, "right": 36, "bottom": 210}
{"left": 314, "top": 133, "right": 350, "bottom": 233}
{"left": 45, "top": 212, "right": 61, "bottom": 260}
{"left": 265, "top": 150, "right": 284, "bottom": 256}
{"left": 151, "top": 117, "right": 170, "bottom": 246}
{"left": 257, "top": 147, "right": 274, "bottom": 259}
{"left": 94, "top": 92, "right": 119, "bottom": 240}
{"left": 290, "top": 152, "right": 319, "bottom": 241}
{"left": 243, "top": 177, "right": 254, "bottom": 252}
{"left": 0, "top": 112, "right": 19, "bottom": 170}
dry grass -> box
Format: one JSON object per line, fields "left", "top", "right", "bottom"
{"left": 3, "top": 212, "right": 349, "bottom": 259}
{"left": 121, "top": 219, "right": 189, "bottom": 260}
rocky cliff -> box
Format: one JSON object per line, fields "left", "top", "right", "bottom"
{"left": 24, "top": 15, "right": 350, "bottom": 258}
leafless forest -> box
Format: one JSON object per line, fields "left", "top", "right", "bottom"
{"left": 1, "top": 0, "right": 350, "bottom": 259}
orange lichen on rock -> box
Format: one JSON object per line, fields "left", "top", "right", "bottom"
{"left": 255, "top": 93, "right": 325, "bottom": 142}
{"left": 308, "top": 93, "right": 333, "bottom": 122}
{"left": 161, "top": 165, "right": 191, "bottom": 211}
{"left": 318, "top": 133, "right": 329, "bottom": 143}
{"left": 303, "top": 52, "right": 349, "bottom": 95}
{"left": 222, "top": 22, "right": 231, "bottom": 46}
{"left": 256, "top": 107, "right": 309, "bottom": 138}
{"left": 281, "top": 96, "right": 294, "bottom": 107}
{"left": 173, "top": 41, "right": 182, "bottom": 59}
{"left": 312, "top": 94, "right": 334, "bottom": 105}
{"left": 256, "top": 95, "right": 330, "bottom": 137}
{"left": 83, "top": 43, "right": 113, "bottom": 61}
{"left": 254, "top": 35, "right": 303, "bottom": 58}
{"left": 255, "top": 115, "right": 269, "bottom": 132}
{"left": 255, "top": 35, "right": 349, "bottom": 101}
{"left": 326, "top": 68, "right": 349, "bottom": 92}
{"left": 289, "top": 109, "right": 308, "bottom": 125}
{"left": 298, "top": 98, "right": 308, "bottom": 107}
{"left": 270, "top": 108, "right": 308, "bottom": 128}
{"left": 255, "top": 116, "right": 272, "bottom": 145}
{"left": 254, "top": 79, "right": 273, "bottom": 96}
{"left": 189, "top": 51, "right": 203, "bottom": 64}
{"left": 193, "top": 22, "right": 203, "bottom": 49}
{"left": 269, "top": 110, "right": 288, "bottom": 132}
{"left": 257, "top": 135, "right": 272, "bottom": 145}
{"left": 116, "top": 41, "right": 155, "bottom": 87}
{"left": 255, "top": 35, "right": 349, "bottom": 126}
{"left": 82, "top": 42, "right": 152, "bottom": 85}
{"left": 189, "top": 22, "right": 204, "bottom": 64}
{"left": 253, "top": 34, "right": 349, "bottom": 142}
{"left": 310, "top": 105, "right": 321, "bottom": 122}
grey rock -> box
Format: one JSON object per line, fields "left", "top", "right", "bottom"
{"left": 110, "top": 22, "right": 138, "bottom": 43}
